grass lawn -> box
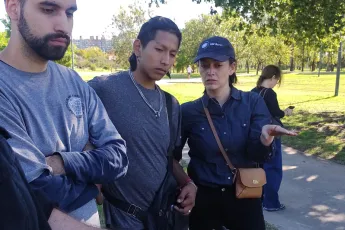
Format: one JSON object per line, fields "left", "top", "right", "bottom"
{"left": 97, "top": 205, "right": 105, "bottom": 228}
{"left": 265, "top": 222, "right": 279, "bottom": 230}
{"left": 78, "top": 70, "right": 258, "bottom": 82}
{"left": 78, "top": 71, "right": 111, "bottom": 81}
{"left": 160, "top": 72, "right": 345, "bottom": 164}
{"left": 88, "top": 71, "right": 343, "bottom": 228}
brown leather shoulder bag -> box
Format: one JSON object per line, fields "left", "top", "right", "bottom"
{"left": 203, "top": 106, "right": 266, "bottom": 199}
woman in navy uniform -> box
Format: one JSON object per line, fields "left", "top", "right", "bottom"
{"left": 174, "top": 36, "right": 297, "bottom": 230}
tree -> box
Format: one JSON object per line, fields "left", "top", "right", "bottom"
{"left": 0, "top": 32, "right": 9, "bottom": 51}
{"left": 175, "top": 13, "right": 292, "bottom": 74}
{"left": 188, "top": 0, "right": 345, "bottom": 41}
{"left": 175, "top": 15, "right": 218, "bottom": 72}
{"left": 55, "top": 44, "right": 77, "bottom": 68}
{"left": 0, "top": 15, "right": 11, "bottom": 38}
{"left": 74, "top": 46, "right": 110, "bottom": 70}
{"left": 110, "top": 4, "right": 147, "bottom": 69}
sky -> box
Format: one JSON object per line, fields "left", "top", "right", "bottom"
{"left": 0, "top": 0, "right": 220, "bottom": 39}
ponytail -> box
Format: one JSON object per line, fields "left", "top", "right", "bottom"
{"left": 229, "top": 73, "right": 237, "bottom": 87}
{"left": 128, "top": 53, "right": 137, "bottom": 71}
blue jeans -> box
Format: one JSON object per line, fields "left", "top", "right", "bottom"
{"left": 263, "top": 138, "right": 283, "bottom": 208}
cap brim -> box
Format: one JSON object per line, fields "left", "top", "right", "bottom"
{"left": 194, "top": 53, "right": 230, "bottom": 63}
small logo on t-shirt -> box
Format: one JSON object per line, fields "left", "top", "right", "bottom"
{"left": 66, "top": 95, "right": 84, "bottom": 118}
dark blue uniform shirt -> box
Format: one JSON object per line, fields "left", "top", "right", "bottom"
{"left": 174, "top": 87, "right": 274, "bottom": 187}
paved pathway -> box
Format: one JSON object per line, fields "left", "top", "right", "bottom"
{"left": 181, "top": 145, "right": 345, "bottom": 230}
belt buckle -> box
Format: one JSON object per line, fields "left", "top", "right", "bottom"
{"left": 127, "top": 204, "right": 142, "bottom": 217}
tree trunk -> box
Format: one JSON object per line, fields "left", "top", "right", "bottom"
{"left": 256, "top": 62, "right": 261, "bottom": 75}
{"left": 311, "top": 60, "right": 315, "bottom": 71}
{"left": 302, "top": 43, "right": 305, "bottom": 72}
{"left": 326, "top": 52, "right": 331, "bottom": 72}
{"left": 246, "top": 60, "right": 250, "bottom": 74}
{"left": 290, "top": 44, "right": 295, "bottom": 71}
{"left": 318, "top": 46, "right": 322, "bottom": 77}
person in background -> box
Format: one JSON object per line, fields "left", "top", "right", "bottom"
{"left": 251, "top": 65, "right": 294, "bottom": 212}
{"left": 187, "top": 65, "right": 192, "bottom": 79}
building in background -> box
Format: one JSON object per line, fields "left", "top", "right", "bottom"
{"left": 73, "top": 35, "right": 113, "bottom": 52}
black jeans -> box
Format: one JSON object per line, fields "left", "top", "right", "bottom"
{"left": 189, "top": 185, "right": 265, "bottom": 230}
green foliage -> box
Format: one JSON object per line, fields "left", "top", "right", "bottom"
{"left": 175, "top": 15, "right": 218, "bottom": 72}
{"left": 160, "top": 72, "right": 345, "bottom": 163}
{"left": 90, "top": 64, "right": 96, "bottom": 71}
{"left": 0, "top": 15, "right": 11, "bottom": 38}
{"left": 187, "top": 0, "right": 345, "bottom": 41}
{"left": 55, "top": 44, "right": 76, "bottom": 67}
{"left": 0, "top": 32, "right": 9, "bottom": 51}
{"left": 74, "top": 46, "right": 111, "bottom": 70}
{"left": 110, "top": 4, "right": 147, "bottom": 69}
{"left": 175, "top": 14, "right": 292, "bottom": 73}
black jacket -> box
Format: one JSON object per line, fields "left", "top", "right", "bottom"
{"left": 0, "top": 127, "right": 53, "bottom": 230}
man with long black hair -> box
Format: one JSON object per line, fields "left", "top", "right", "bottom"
{"left": 89, "top": 16, "right": 197, "bottom": 229}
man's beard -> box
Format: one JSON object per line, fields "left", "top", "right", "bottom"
{"left": 18, "top": 12, "right": 71, "bottom": 61}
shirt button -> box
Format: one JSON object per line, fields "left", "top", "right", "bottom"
{"left": 224, "top": 132, "right": 227, "bottom": 135}
{"left": 222, "top": 115, "right": 225, "bottom": 118}
{"left": 243, "top": 124, "right": 247, "bottom": 127}
{"left": 221, "top": 188, "right": 226, "bottom": 192}
{"left": 225, "top": 148, "right": 228, "bottom": 152}
{"left": 228, "top": 177, "right": 231, "bottom": 180}
{"left": 201, "top": 128, "right": 205, "bottom": 131}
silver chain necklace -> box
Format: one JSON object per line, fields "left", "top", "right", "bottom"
{"left": 129, "top": 70, "right": 163, "bottom": 118}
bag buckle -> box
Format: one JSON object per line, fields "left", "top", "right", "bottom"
{"left": 127, "top": 204, "right": 142, "bottom": 217}
{"left": 231, "top": 168, "right": 237, "bottom": 175}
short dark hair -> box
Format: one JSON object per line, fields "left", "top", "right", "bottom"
{"left": 256, "top": 65, "right": 282, "bottom": 87}
{"left": 129, "top": 16, "right": 182, "bottom": 72}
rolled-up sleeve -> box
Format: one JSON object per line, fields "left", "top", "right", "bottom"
{"left": 30, "top": 171, "right": 98, "bottom": 213}
{"left": 246, "top": 96, "right": 274, "bottom": 162}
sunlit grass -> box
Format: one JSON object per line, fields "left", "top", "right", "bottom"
{"left": 160, "top": 72, "right": 345, "bottom": 164}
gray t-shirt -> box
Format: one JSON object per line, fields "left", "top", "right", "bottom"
{"left": 0, "top": 61, "right": 127, "bottom": 226}
{"left": 89, "top": 71, "right": 180, "bottom": 229}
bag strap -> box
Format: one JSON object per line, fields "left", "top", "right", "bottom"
{"left": 164, "top": 91, "right": 175, "bottom": 174}
{"left": 102, "top": 189, "right": 147, "bottom": 222}
{"left": 259, "top": 88, "right": 268, "bottom": 99}
{"left": 203, "top": 106, "right": 237, "bottom": 174}
{"left": 164, "top": 91, "right": 174, "bottom": 156}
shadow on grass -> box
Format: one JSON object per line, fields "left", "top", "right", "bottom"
{"left": 296, "top": 71, "right": 345, "bottom": 76}
{"left": 283, "top": 111, "right": 345, "bottom": 164}
{"left": 289, "top": 96, "right": 336, "bottom": 105}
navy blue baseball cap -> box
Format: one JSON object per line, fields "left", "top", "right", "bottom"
{"left": 194, "top": 36, "right": 236, "bottom": 63}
